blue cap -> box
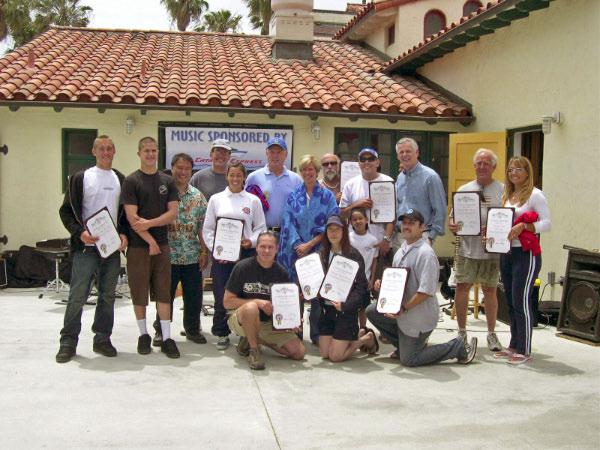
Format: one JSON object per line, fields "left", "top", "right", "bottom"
{"left": 359, "top": 148, "right": 378, "bottom": 158}
{"left": 267, "top": 137, "right": 288, "bottom": 151}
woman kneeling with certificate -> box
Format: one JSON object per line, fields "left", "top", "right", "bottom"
{"left": 317, "top": 214, "right": 378, "bottom": 361}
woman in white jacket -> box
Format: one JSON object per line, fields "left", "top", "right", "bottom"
{"left": 202, "top": 162, "right": 266, "bottom": 351}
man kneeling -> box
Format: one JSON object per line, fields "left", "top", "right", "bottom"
{"left": 224, "top": 231, "right": 306, "bottom": 370}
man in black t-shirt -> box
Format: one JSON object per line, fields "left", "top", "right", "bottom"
{"left": 121, "top": 137, "right": 180, "bottom": 358}
{"left": 224, "top": 231, "right": 306, "bottom": 370}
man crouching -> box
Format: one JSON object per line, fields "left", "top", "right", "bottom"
{"left": 224, "top": 231, "right": 306, "bottom": 370}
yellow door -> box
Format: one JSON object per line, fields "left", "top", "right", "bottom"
{"left": 448, "top": 132, "right": 507, "bottom": 207}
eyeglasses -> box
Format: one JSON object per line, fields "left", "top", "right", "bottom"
{"left": 322, "top": 161, "right": 338, "bottom": 167}
{"left": 359, "top": 158, "right": 376, "bottom": 163}
{"left": 258, "top": 230, "right": 280, "bottom": 241}
{"left": 507, "top": 168, "right": 524, "bottom": 173}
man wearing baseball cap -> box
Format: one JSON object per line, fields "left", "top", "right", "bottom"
{"left": 366, "top": 209, "right": 478, "bottom": 366}
{"left": 190, "top": 138, "right": 232, "bottom": 202}
{"left": 245, "top": 136, "right": 301, "bottom": 232}
{"left": 340, "top": 148, "right": 395, "bottom": 258}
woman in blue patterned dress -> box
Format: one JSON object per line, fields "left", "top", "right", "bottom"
{"left": 278, "top": 155, "right": 339, "bottom": 344}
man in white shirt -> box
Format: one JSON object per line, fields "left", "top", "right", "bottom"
{"left": 56, "top": 135, "right": 128, "bottom": 363}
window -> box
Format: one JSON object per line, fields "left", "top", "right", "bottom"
{"left": 424, "top": 10, "right": 446, "bottom": 39}
{"left": 463, "top": 1, "right": 483, "bottom": 16}
{"left": 62, "top": 129, "right": 97, "bottom": 192}
{"left": 334, "top": 128, "right": 451, "bottom": 193}
{"left": 387, "top": 24, "right": 395, "bottom": 46}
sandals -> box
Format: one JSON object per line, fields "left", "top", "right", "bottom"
{"left": 361, "top": 327, "right": 379, "bottom": 355}
{"left": 493, "top": 349, "right": 514, "bottom": 359}
{"left": 507, "top": 354, "right": 532, "bottom": 365}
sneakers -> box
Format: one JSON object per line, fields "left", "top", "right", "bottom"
{"left": 55, "top": 346, "right": 76, "bottom": 363}
{"left": 152, "top": 332, "right": 163, "bottom": 347}
{"left": 216, "top": 336, "right": 230, "bottom": 350}
{"left": 161, "top": 338, "right": 181, "bottom": 359}
{"left": 137, "top": 334, "right": 152, "bottom": 355}
{"left": 458, "top": 337, "right": 478, "bottom": 364}
{"left": 237, "top": 336, "right": 250, "bottom": 356}
{"left": 487, "top": 332, "right": 502, "bottom": 352}
{"left": 186, "top": 332, "right": 207, "bottom": 344}
{"left": 93, "top": 340, "right": 117, "bottom": 357}
{"left": 248, "top": 347, "right": 265, "bottom": 370}
{"left": 458, "top": 330, "right": 468, "bottom": 347}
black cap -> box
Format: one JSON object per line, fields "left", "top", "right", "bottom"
{"left": 398, "top": 209, "right": 425, "bottom": 223}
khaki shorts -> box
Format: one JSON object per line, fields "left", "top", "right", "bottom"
{"left": 228, "top": 310, "right": 298, "bottom": 349}
{"left": 127, "top": 245, "right": 171, "bottom": 306}
{"left": 455, "top": 255, "right": 500, "bottom": 287}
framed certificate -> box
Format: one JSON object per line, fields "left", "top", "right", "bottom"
{"left": 369, "top": 181, "right": 397, "bottom": 223}
{"left": 376, "top": 267, "right": 410, "bottom": 314}
{"left": 212, "top": 217, "right": 244, "bottom": 262}
{"left": 452, "top": 191, "right": 481, "bottom": 236}
{"left": 340, "top": 161, "right": 361, "bottom": 190}
{"left": 485, "top": 207, "right": 515, "bottom": 254}
{"left": 319, "top": 255, "right": 360, "bottom": 303}
{"left": 85, "top": 207, "right": 121, "bottom": 258}
{"left": 271, "top": 283, "right": 301, "bottom": 330}
{"left": 294, "top": 253, "right": 325, "bottom": 301}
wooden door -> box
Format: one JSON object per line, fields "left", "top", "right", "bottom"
{"left": 448, "top": 132, "right": 507, "bottom": 208}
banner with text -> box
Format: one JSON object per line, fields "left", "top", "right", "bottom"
{"left": 165, "top": 126, "right": 293, "bottom": 171}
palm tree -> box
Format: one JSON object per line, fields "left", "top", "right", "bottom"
{"left": 160, "top": 0, "right": 209, "bottom": 31}
{"left": 243, "top": 0, "right": 272, "bottom": 35}
{"left": 1, "top": 0, "right": 91, "bottom": 48}
{"left": 196, "top": 10, "right": 242, "bottom": 33}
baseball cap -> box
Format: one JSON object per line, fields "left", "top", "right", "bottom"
{"left": 211, "top": 138, "right": 232, "bottom": 151}
{"left": 266, "top": 137, "right": 288, "bottom": 151}
{"left": 398, "top": 209, "right": 425, "bottom": 223}
{"left": 358, "top": 148, "right": 378, "bottom": 159}
{"left": 325, "top": 214, "right": 345, "bottom": 228}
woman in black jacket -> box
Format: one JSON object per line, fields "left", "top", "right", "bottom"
{"left": 318, "top": 214, "right": 378, "bottom": 362}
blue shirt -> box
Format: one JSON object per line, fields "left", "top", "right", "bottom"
{"left": 396, "top": 162, "right": 447, "bottom": 240}
{"left": 246, "top": 166, "right": 302, "bottom": 227}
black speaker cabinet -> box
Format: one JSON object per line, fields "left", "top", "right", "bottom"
{"left": 557, "top": 248, "right": 600, "bottom": 342}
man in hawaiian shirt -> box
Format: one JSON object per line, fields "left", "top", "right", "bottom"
{"left": 152, "top": 153, "right": 209, "bottom": 346}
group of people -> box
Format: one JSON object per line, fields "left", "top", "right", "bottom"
{"left": 55, "top": 132, "right": 550, "bottom": 370}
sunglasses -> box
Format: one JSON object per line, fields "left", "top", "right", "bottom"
{"left": 359, "top": 158, "right": 376, "bottom": 163}
{"left": 507, "top": 168, "right": 524, "bottom": 173}
{"left": 322, "top": 161, "right": 338, "bottom": 167}
{"left": 258, "top": 230, "right": 280, "bottom": 241}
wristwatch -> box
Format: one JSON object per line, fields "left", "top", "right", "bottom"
{"left": 383, "top": 235, "right": 392, "bottom": 243}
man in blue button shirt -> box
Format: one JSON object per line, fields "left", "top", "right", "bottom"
{"left": 394, "top": 137, "right": 447, "bottom": 252}
{"left": 246, "top": 137, "right": 302, "bottom": 231}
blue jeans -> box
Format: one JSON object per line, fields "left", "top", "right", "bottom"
{"left": 366, "top": 304, "right": 467, "bottom": 367}
{"left": 59, "top": 249, "right": 121, "bottom": 348}
{"left": 153, "top": 263, "right": 203, "bottom": 336}
{"left": 211, "top": 248, "right": 256, "bottom": 337}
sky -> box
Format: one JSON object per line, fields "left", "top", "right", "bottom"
{"left": 1, "top": 0, "right": 356, "bottom": 53}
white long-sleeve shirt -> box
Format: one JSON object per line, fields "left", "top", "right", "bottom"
{"left": 504, "top": 187, "right": 551, "bottom": 247}
{"left": 202, "top": 187, "right": 267, "bottom": 250}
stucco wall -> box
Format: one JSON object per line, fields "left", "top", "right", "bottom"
{"left": 0, "top": 107, "right": 464, "bottom": 255}
{"left": 419, "top": 0, "right": 600, "bottom": 300}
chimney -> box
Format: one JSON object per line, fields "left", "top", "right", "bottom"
{"left": 271, "top": 0, "right": 314, "bottom": 61}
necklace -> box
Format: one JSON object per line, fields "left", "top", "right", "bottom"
{"left": 321, "top": 179, "right": 339, "bottom": 190}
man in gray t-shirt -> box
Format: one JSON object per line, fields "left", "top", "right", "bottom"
{"left": 190, "top": 139, "right": 231, "bottom": 201}
{"left": 449, "top": 148, "right": 504, "bottom": 352}
{"left": 366, "top": 210, "right": 477, "bottom": 366}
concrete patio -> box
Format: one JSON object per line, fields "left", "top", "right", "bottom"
{"left": 1, "top": 286, "right": 598, "bottom": 449}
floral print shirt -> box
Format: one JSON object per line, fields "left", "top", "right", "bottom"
{"left": 168, "top": 184, "right": 207, "bottom": 265}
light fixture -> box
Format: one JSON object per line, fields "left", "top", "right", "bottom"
{"left": 541, "top": 112, "right": 562, "bottom": 134}
{"left": 311, "top": 123, "right": 321, "bottom": 140}
{"left": 125, "top": 117, "right": 135, "bottom": 135}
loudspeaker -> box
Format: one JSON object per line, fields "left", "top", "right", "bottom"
{"left": 557, "top": 247, "right": 600, "bottom": 342}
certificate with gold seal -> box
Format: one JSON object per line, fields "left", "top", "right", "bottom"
{"left": 452, "top": 191, "right": 481, "bottom": 236}
{"left": 376, "top": 267, "right": 410, "bottom": 314}
{"left": 271, "top": 283, "right": 301, "bottom": 330}
{"left": 319, "top": 255, "right": 360, "bottom": 303}
{"left": 485, "top": 207, "right": 514, "bottom": 254}
{"left": 369, "top": 181, "right": 397, "bottom": 223}
{"left": 212, "top": 217, "right": 244, "bottom": 262}
{"left": 295, "top": 253, "right": 324, "bottom": 301}
{"left": 85, "top": 207, "right": 121, "bottom": 258}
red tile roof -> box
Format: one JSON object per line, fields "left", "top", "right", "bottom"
{"left": 0, "top": 27, "right": 471, "bottom": 120}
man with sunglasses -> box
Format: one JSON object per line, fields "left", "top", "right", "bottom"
{"left": 319, "top": 153, "right": 342, "bottom": 204}
{"left": 340, "top": 148, "right": 395, "bottom": 257}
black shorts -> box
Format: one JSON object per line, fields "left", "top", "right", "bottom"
{"left": 361, "top": 291, "right": 372, "bottom": 309}
{"left": 319, "top": 305, "right": 359, "bottom": 341}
